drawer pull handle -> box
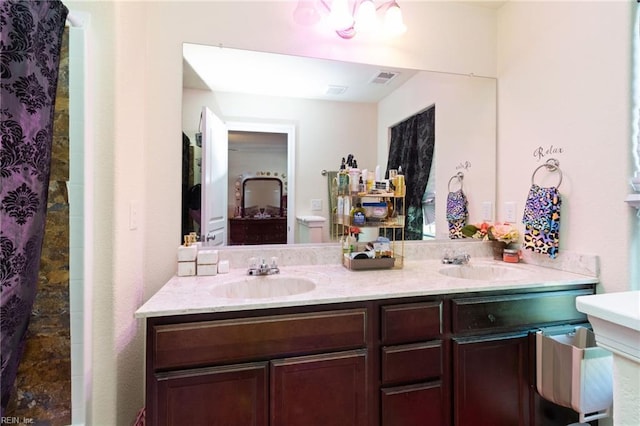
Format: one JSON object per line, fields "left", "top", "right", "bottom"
{"left": 487, "top": 314, "right": 496, "bottom": 323}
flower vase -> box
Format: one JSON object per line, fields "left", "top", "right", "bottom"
{"left": 492, "top": 241, "right": 507, "bottom": 260}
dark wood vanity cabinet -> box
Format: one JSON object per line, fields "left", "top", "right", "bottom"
{"left": 271, "top": 350, "right": 368, "bottom": 425}
{"left": 379, "top": 301, "right": 448, "bottom": 426}
{"left": 155, "top": 362, "right": 269, "bottom": 426}
{"left": 146, "top": 308, "right": 369, "bottom": 426}
{"left": 453, "top": 332, "right": 530, "bottom": 426}
{"left": 451, "top": 288, "right": 597, "bottom": 426}
{"left": 144, "top": 284, "right": 596, "bottom": 426}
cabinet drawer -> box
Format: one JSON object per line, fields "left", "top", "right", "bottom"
{"left": 153, "top": 309, "right": 367, "bottom": 370}
{"left": 381, "top": 341, "right": 442, "bottom": 385}
{"left": 381, "top": 382, "right": 444, "bottom": 426}
{"left": 452, "top": 289, "right": 593, "bottom": 334}
{"left": 381, "top": 301, "right": 442, "bottom": 345}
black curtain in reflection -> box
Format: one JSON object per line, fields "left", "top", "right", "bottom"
{"left": 386, "top": 107, "right": 435, "bottom": 240}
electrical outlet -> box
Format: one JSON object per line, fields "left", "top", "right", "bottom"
{"left": 311, "top": 199, "right": 322, "bottom": 211}
{"left": 481, "top": 201, "right": 493, "bottom": 221}
{"left": 504, "top": 201, "right": 517, "bottom": 223}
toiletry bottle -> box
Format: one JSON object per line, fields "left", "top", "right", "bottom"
{"left": 341, "top": 236, "right": 350, "bottom": 254}
{"left": 396, "top": 166, "right": 406, "bottom": 196}
{"left": 343, "top": 196, "right": 351, "bottom": 221}
{"left": 350, "top": 202, "right": 366, "bottom": 226}
{"left": 338, "top": 158, "right": 348, "bottom": 195}
{"left": 386, "top": 197, "right": 395, "bottom": 219}
{"left": 367, "top": 171, "right": 375, "bottom": 193}
{"left": 349, "top": 167, "right": 361, "bottom": 194}
{"left": 347, "top": 234, "right": 356, "bottom": 252}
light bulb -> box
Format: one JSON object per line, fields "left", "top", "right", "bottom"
{"left": 383, "top": 2, "right": 407, "bottom": 37}
{"left": 354, "top": 0, "right": 378, "bottom": 34}
{"left": 329, "top": 0, "right": 354, "bottom": 31}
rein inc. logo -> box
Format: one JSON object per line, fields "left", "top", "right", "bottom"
{"left": 1, "top": 418, "right": 34, "bottom": 424}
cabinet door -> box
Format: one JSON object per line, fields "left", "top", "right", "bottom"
{"left": 381, "top": 382, "right": 445, "bottom": 426}
{"left": 453, "top": 333, "right": 530, "bottom": 426}
{"left": 154, "top": 362, "right": 268, "bottom": 426}
{"left": 271, "top": 350, "right": 368, "bottom": 426}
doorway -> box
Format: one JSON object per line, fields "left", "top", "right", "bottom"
{"left": 181, "top": 122, "right": 296, "bottom": 245}
{"left": 227, "top": 122, "right": 296, "bottom": 244}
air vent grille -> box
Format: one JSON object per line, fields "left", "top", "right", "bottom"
{"left": 370, "top": 70, "right": 399, "bottom": 85}
{"left": 326, "top": 85, "right": 348, "bottom": 95}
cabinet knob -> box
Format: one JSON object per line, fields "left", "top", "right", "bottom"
{"left": 487, "top": 314, "right": 496, "bottom": 323}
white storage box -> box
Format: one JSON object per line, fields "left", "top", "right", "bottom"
{"left": 197, "top": 249, "right": 219, "bottom": 265}
{"left": 536, "top": 326, "right": 613, "bottom": 422}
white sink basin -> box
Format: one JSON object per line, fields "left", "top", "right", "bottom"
{"left": 438, "top": 263, "right": 528, "bottom": 281}
{"left": 210, "top": 275, "right": 317, "bottom": 299}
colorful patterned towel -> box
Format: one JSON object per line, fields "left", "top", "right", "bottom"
{"left": 446, "top": 189, "right": 468, "bottom": 239}
{"left": 522, "top": 184, "right": 561, "bottom": 258}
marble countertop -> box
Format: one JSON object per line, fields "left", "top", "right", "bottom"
{"left": 135, "top": 258, "right": 598, "bottom": 319}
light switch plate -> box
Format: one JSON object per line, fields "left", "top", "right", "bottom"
{"left": 504, "top": 201, "right": 517, "bottom": 223}
{"left": 129, "top": 200, "right": 138, "bottom": 230}
{"left": 481, "top": 201, "right": 493, "bottom": 221}
{"left": 311, "top": 199, "right": 322, "bottom": 211}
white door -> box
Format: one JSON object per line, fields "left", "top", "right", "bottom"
{"left": 201, "top": 106, "right": 228, "bottom": 246}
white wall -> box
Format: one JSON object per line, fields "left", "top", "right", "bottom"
{"left": 497, "top": 0, "right": 637, "bottom": 295}
{"left": 64, "top": 1, "right": 135, "bottom": 424}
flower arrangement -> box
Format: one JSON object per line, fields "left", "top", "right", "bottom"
{"left": 461, "top": 222, "right": 520, "bottom": 244}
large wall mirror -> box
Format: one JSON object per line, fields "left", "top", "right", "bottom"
{"left": 182, "top": 43, "right": 497, "bottom": 245}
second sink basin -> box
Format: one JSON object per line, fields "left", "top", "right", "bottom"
{"left": 439, "top": 263, "right": 528, "bottom": 281}
{"left": 210, "top": 275, "right": 317, "bottom": 299}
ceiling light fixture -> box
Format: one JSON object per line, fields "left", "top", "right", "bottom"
{"left": 293, "top": 0, "right": 407, "bottom": 40}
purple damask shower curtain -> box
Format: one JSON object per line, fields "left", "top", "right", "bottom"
{"left": 0, "top": 0, "right": 68, "bottom": 413}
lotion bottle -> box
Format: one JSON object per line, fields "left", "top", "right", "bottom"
{"left": 350, "top": 202, "right": 366, "bottom": 226}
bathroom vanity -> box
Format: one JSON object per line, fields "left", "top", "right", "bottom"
{"left": 136, "top": 254, "right": 599, "bottom": 426}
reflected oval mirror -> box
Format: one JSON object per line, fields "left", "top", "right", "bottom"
{"left": 241, "top": 177, "right": 284, "bottom": 218}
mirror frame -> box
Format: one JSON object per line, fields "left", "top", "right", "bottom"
{"left": 241, "top": 177, "right": 284, "bottom": 218}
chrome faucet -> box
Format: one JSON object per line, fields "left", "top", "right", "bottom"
{"left": 248, "top": 257, "right": 280, "bottom": 275}
{"left": 442, "top": 250, "right": 471, "bottom": 265}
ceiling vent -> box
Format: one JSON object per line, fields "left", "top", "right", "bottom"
{"left": 326, "top": 85, "right": 348, "bottom": 95}
{"left": 370, "top": 70, "right": 399, "bottom": 85}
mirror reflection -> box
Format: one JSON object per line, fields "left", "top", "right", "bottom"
{"left": 241, "top": 177, "right": 284, "bottom": 218}
{"left": 229, "top": 177, "right": 287, "bottom": 245}
{"left": 182, "top": 44, "right": 497, "bottom": 245}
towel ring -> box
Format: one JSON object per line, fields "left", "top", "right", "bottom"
{"left": 448, "top": 172, "right": 464, "bottom": 192}
{"left": 531, "top": 158, "right": 563, "bottom": 189}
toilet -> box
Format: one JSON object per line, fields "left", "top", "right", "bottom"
{"left": 296, "top": 215, "right": 326, "bottom": 243}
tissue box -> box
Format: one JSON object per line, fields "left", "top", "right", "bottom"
{"left": 178, "top": 245, "right": 197, "bottom": 262}
{"left": 197, "top": 249, "right": 219, "bottom": 265}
